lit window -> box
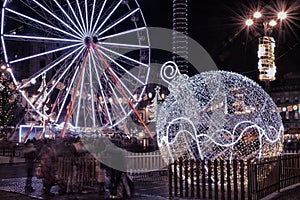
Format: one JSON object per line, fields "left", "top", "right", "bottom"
{"left": 286, "top": 111, "right": 289, "bottom": 119}
{"left": 295, "top": 112, "right": 299, "bottom": 119}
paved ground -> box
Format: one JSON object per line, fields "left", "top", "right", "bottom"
{"left": 0, "top": 157, "right": 169, "bottom": 200}
{"left": 0, "top": 176, "right": 169, "bottom": 200}
{"left": 2, "top": 156, "right": 300, "bottom": 200}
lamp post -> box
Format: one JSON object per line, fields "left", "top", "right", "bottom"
{"left": 245, "top": 9, "right": 287, "bottom": 83}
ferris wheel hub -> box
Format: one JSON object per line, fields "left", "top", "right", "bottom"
{"left": 84, "top": 36, "right": 99, "bottom": 46}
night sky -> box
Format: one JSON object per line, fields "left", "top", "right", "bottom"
{"left": 1, "top": 0, "right": 300, "bottom": 81}
{"left": 140, "top": 0, "right": 300, "bottom": 81}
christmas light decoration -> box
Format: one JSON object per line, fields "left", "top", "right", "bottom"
{"left": 173, "top": 0, "right": 188, "bottom": 73}
{"left": 157, "top": 62, "right": 283, "bottom": 163}
{"left": 0, "top": 66, "right": 23, "bottom": 139}
{"left": 257, "top": 36, "right": 276, "bottom": 81}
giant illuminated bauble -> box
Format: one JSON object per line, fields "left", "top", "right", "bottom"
{"left": 156, "top": 70, "right": 283, "bottom": 163}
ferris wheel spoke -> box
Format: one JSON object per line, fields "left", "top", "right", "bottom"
{"left": 89, "top": 0, "right": 97, "bottom": 34}
{"left": 20, "top": 91, "right": 48, "bottom": 120}
{"left": 97, "top": 48, "right": 145, "bottom": 85}
{"left": 20, "top": 45, "right": 84, "bottom": 90}
{"left": 53, "top": 0, "right": 85, "bottom": 36}
{"left": 100, "top": 45, "right": 148, "bottom": 67}
{"left": 94, "top": 0, "right": 123, "bottom": 35}
{"left": 85, "top": 0, "right": 89, "bottom": 34}
{"left": 90, "top": 50, "right": 113, "bottom": 125}
{"left": 55, "top": 66, "right": 81, "bottom": 124}
{"left": 3, "top": 34, "right": 80, "bottom": 43}
{"left": 88, "top": 55, "right": 96, "bottom": 127}
{"left": 75, "top": 65, "right": 86, "bottom": 128}
{"left": 91, "top": 0, "right": 107, "bottom": 34}
{"left": 5, "top": 8, "right": 82, "bottom": 40}
{"left": 100, "top": 41, "right": 149, "bottom": 49}
{"left": 76, "top": 0, "right": 87, "bottom": 34}
{"left": 108, "top": 82, "right": 127, "bottom": 116}
{"left": 98, "top": 27, "right": 147, "bottom": 41}
{"left": 31, "top": 0, "right": 82, "bottom": 38}
{"left": 10, "top": 43, "right": 82, "bottom": 65}
{"left": 97, "top": 8, "right": 140, "bottom": 37}
{"left": 66, "top": 0, "right": 85, "bottom": 35}
{"left": 39, "top": 48, "right": 87, "bottom": 109}
{"left": 101, "top": 64, "right": 135, "bottom": 103}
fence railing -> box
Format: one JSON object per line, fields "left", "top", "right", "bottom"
{"left": 168, "top": 159, "right": 247, "bottom": 200}
{"left": 249, "top": 154, "right": 300, "bottom": 199}
{"left": 168, "top": 155, "right": 300, "bottom": 200}
{"left": 57, "top": 151, "right": 168, "bottom": 191}
{"left": 126, "top": 151, "right": 166, "bottom": 174}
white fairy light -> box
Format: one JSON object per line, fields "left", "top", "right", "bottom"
{"left": 157, "top": 70, "right": 283, "bottom": 164}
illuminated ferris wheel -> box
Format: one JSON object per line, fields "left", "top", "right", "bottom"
{"left": 1, "top": 0, "right": 150, "bottom": 136}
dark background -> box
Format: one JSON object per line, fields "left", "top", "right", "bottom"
{"left": 140, "top": 0, "right": 300, "bottom": 80}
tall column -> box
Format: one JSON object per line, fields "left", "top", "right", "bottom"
{"left": 173, "top": 0, "right": 188, "bottom": 74}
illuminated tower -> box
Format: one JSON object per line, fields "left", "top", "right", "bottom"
{"left": 257, "top": 36, "right": 276, "bottom": 81}
{"left": 173, "top": 0, "right": 188, "bottom": 74}
{"left": 246, "top": 9, "right": 288, "bottom": 82}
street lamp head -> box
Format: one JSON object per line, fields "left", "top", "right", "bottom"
{"left": 269, "top": 20, "right": 277, "bottom": 27}
{"left": 253, "top": 11, "right": 262, "bottom": 19}
{"left": 245, "top": 19, "right": 254, "bottom": 26}
{"left": 277, "top": 11, "right": 287, "bottom": 20}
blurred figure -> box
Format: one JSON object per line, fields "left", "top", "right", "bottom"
{"left": 23, "top": 140, "right": 37, "bottom": 193}
{"left": 96, "top": 162, "right": 108, "bottom": 195}
{"left": 38, "top": 144, "right": 56, "bottom": 196}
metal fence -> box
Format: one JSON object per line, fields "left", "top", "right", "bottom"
{"left": 168, "top": 159, "right": 247, "bottom": 200}
{"left": 249, "top": 154, "right": 300, "bottom": 199}
{"left": 168, "top": 155, "right": 300, "bottom": 200}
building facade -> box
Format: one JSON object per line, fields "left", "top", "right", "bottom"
{"left": 269, "top": 72, "right": 300, "bottom": 144}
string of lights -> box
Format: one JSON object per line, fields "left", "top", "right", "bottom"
{"left": 173, "top": 0, "right": 188, "bottom": 74}
{"left": 157, "top": 62, "right": 283, "bottom": 164}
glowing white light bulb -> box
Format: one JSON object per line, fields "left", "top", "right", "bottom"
{"left": 245, "top": 19, "right": 254, "bottom": 26}
{"left": 253, "top": 11, "right": 262, "bottom": 19}
{"left": 277, "top": 11, "right": 287, "bottom": 20}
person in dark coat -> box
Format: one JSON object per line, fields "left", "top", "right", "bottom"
{"left": 23, "top": 140, "right": 37, "bottom": 193}
{"left": 38, "top": 144, "right": 56, "bottom": 196}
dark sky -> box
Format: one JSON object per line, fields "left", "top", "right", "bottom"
{"left": 140, "top": 0, "right": 300, "bottom": 80}
{"left": 1, "top": 0, "right": 299, "bottom": 80}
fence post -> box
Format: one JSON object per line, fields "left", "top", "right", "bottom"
{"left": 226, "top": 160, "right": 231, "bottom": 200}
{"left": 208, "top": 160, "right": 212, "bottom": 199}
{"left": 233, "top": 159, "right": 238, "bottom": 200}
{"left": 247, "top": 159, "right": 252, "bottom": 200}
{"left": 174, "top": 160, "right": 178, "bottom": 197}
{"left": 168, "top": 162, "right": 173, "bottom": 198}
{"left": 202, "top": 160, "right": 206, "bottom": 199}
{"left": 179, "top": 158, "right": 183, "bottom": 197}
{"left": 278, "top": 155, "right": 281, "bottom": 192}
{"left": 191, "top": 159, "right": 195, "bottom": 198}
{"left": 196, "top": 160, "right": 200, "bottom": 198}
{"left": 214, "top": 160, "right": 219, "bottom": 200}
{"left": 184, "top": 159, "right": 189, "bottom": 197}
{"left": 240, "top": 160, "right": 245, "bottom": 200}
{"left": 220, "top": 160, "right": 225, "bottom": 200}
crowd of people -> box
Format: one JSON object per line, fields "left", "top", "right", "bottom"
{"left": 22, "top": 137, "right": 133, "bottom": 199}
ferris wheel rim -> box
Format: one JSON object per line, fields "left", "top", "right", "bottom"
{"left": 1, "top": 0, "right": 151, "bottom": 133}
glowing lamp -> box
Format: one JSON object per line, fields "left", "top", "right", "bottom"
{"left": 253, "top": 11, "right": 262, "bottom": 19}
{"left": 277, "top": 11, "right": 287, "bottom": 20}
{"left": 245, "top": 19, "right": 254, "bottom": 26}
{"left": 269, "top": 20, "right": 277, "bottom": 27}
